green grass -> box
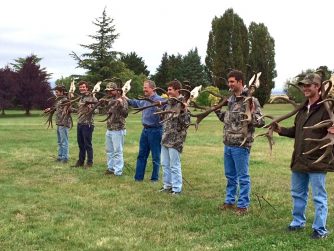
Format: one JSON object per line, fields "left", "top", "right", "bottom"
{"left": 0, "top": 104, "right": 333, "bottom": 250}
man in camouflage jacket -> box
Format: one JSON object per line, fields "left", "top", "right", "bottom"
{"left": 44, "top": 85, "right": 72, "bottom": 163}
{"left": 73, "top": 81, "right": 98, "bottom": 168}
{"left": 215, "top": 70, "right": 264, "bottom": 214}
{"left": 104, "top": 82, "right": 128, "bottom": 176}
{"left": 160, "top": 80, "right": 191, "bottom": 195}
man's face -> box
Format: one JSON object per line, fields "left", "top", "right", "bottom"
{"left": 107, "top": 89, "right": 117, "bottom": 97}
{"left": 228, "top": 77, "right": 243, "bottom": 93}
{"left": 143, "top": 82, "right": 154, "bottom": 97}
{"left": 79, "top": 84, "right": 89, "bottom": 94}
{"left": 167, "top": 86, "right": 179, "bottom": 98}
{"left": 55, "top": 90, "right": 62, "bottom": 97}
{"left": 302, "top": 83, "right": 319, "bottom": 99}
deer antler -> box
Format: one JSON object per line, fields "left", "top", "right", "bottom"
{"left": 303, "top": 80, "right": 334, "bottom": 164}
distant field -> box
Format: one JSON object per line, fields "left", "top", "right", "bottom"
{"left": 0, "top": 104, "right": 333, "bottom": 250}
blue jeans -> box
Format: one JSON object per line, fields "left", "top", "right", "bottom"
{"left": 106, "top": 129, "right": 125, "bottom": 176}
{"left": 57, "top": 126, "right": 69, "bottom": 161}
{"left": 290, "top": 171, "right": 328, "bottom": 235}
{"left": 77, "top": 124, "right": 94, "bottom": 164}
{"left": 134, "top": 127, "right": 162, "bottom": 181}
{"left": 161, "top": 146, "right": 182, "bottom": 193}
{"left": 224, "top": 145, "right": 250, "bottom": 208}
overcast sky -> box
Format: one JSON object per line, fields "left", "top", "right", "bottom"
{"left": 1, "top": 0, "right": 333, "bottom": 91}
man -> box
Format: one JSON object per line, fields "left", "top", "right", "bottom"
{"left": 126, "top": 80, "right": 165, "bottom": 182}
{"left": 104, "top": 82, "right": 128, "bottom": 176}
{"left": 215, "top": 70, "right": 264, "bottom": 215}
{"left": 273, "top": 73, "right": 333, "bottom": 239}
{"left": 44, "top": 85, "right": 72, "bottom": 163}
{"left": 73, "top": 81, "right": 97, "bottom": 168}
{"left": 159, "top": 79, "right": 190, "bottom": 195}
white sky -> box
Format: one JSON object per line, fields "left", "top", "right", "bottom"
{"left": 0, "top": 0, "right": 333, "bottom": 91}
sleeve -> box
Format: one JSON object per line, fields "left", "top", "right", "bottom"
{"left": 127, "top": 99, "right": 141, "bottom": 108}
{"left": 215, "top": 109, "right": 225, "bottom": 122}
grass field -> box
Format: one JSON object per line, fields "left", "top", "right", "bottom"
{"left": 0, "top": 104, "right": 333, "bottom": 250}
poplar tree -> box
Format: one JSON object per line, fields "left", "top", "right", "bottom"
{"left": 205, "top": 8, "right": 248, "bottom": 89}
{"left": 248, "top": 22, "right": 277, "bottom": 106}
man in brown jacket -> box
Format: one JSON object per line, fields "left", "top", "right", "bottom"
{"left": 274, "top": 73, "right": 334, "bottom": 239}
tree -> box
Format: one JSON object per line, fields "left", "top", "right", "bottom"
{"left": 120, "top": 52, "right": 149, "bottom": 76}
{"left": 182, "top": 48, "right": 209, "bottom": 88}
{"left": 70, "top": 7, "right": 123, "bottom": 83}
{"left": 0, "top": 66, "right": 19, "bottom": 115}
{"left": 153, "top": 52, "right": 170, "bottom": 87}
{"left": 248, "top": 22, "right": 277, "bottom": 106}
{"left": 205, "top": 8, "right": 248, "bottom": 89}
{"left": 14, "top": 55, "right": 52, "bottom": 115}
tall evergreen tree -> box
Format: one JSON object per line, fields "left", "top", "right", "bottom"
{"left": 0, "top": 66, "right": 19, "bottom": 115}
{"left": 248, "top": 22, "right": 277, "bottom": 106}
{"left": 14, "top": 55, "right": 52, "bottom": 115}
{"left": 153, "top": 52, "right": 169, "bottom": 87}
{"left": 120, "top": 52, "right": 149, "bottom": 76}
{"left": 182, "top": 48, "right": 208, "bottom": 88}
{"left": 70, "top": 7, "right": 124, "bottom": 83}
{"left": 205, "top": 8, "right": 248, "bottom": 89}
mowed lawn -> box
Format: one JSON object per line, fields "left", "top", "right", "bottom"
{"left": 0, "top": 104, "right": 333, "bottom": 250}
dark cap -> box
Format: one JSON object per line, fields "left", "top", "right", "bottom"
{"left": 298, "top": 73, "right": 322, "bottom": 86}
{"left": 53, "top": 84, "right": 66, "bottom": 92}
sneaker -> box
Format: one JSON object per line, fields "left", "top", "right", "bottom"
{"left": 171, "top": 191, "right": 181, "bottom": 196}
{"left": 104, "top": 169, "right": 114, "bottom": 175}
{"left": 218, "top": 203, "right": 236, "bottom": 211}
{"left": 311, "top": 230, "right": 328, "bottom": 239}
{"left": 235, "top": 207, "right": 248, "bottom": 216}
{"left": 159, "top": 187, "right": 172, "bottom": 193}
{"left": 55, "top": 158, "right": 62, "bottom": 162}
{"left": 62, "top": 159, "right": 68, "bottom": 164}
{"left": 287, "top": 225, "right": 305, "bottom": 231}
{"left": 71, "top": 161, "right": 84, "bottom": 168}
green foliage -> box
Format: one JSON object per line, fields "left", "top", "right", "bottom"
{"left": 196, "top": 86, "right": 221, "bottom": 106}
{"left": 153, "top": 49, "right": 208, "bottom": 88}
{"left": 182, "top": 48, "right": 209, "bottom": 87}
{"left": 120, "top": 52, "right": 149, "bottom": 76}
{"left": 70, "top": 7, "right": 122, "bottom": 83}
{"left": 248, "top": 22, "right": 277, "bottom": 107}
{"left": 205, "top": 8, "right": 249, "bottom": 89}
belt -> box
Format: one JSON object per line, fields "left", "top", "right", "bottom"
{"left": 143, "top": 124, "right": 161, "bottom": 129}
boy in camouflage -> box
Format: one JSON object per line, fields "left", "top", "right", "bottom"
{"left": 160, "top": 79, "right": 191, "bottom": 195}
{"left": 104, "top": 82, "right": 129, "bottom": 176}
{"left": 44, "top": 85, "right": 72, "bottom": 163}
{"left": 73, "top": 81, "right": 98, "bottom": 168}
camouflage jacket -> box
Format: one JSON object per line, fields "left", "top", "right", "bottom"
{"left": 161, "top": 96, "right": 191, "bottom": 153}
{"left": 107, "top": 97, "right": 128, "bottom": 131}
{"left": 215, "top": 94, "right": 264, "bottom": 148}
{"left": 55, "top": 95, "right": 72, "bottom": 128}
{"left": 77, "top": 94, "right": 98, "bottom": 125}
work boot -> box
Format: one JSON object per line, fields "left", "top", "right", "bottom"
{"left": 84, "top": 162, "right": 93, "bottom": 169}
{"left": 71, "top": 160, "right": 84, "bottom": 168}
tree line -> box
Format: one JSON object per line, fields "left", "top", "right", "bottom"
{"left": 1, "top": 7, "right": 332, "bottom": 115}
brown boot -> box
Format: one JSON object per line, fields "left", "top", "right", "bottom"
{"left": 84, "top": 162, "right": 93, "bottom": 169}
{"left": 71, "top": 161, "right": 84, "bottom": 168}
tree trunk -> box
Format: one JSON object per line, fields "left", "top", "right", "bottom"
{"left": 1, "top": 108, "right": 5, "bottom": 115}
{"left": 25, "top": 108, "right": 31, "bottom": 116}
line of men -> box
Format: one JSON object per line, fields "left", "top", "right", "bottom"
{"left": 47, "top": 71, "right": 333, "bottom": 239}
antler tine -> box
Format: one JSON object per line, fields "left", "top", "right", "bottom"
{"left": 269, "top": 96, "right": 298, "bottom": 108}
{"left": 303, "top": 79, "right": 334, "bottom": 164}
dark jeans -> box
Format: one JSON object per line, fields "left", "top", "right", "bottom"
{"left": 77, "top": 124, "right": 94, "bottom": 164}
{"left": 134, "top": 127, "right": 162, "bottom": 181}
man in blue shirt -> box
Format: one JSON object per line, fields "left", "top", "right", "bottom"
{"left": 126, "top": 80, "right": 165, "bottom": 182}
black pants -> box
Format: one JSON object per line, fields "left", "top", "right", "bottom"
{"left": 77, "top": 124, "right": 94, "bottom": 164}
